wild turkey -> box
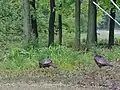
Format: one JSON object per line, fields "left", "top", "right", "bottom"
{"left": 94, "top": 51, "right": 113, "bottom": 68}
{"left": 39, "top": 57, "right": 57, "bottom": 68}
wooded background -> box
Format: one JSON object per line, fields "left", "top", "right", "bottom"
{"left": 1, "top": 0, "right": 120, "bottom": 50}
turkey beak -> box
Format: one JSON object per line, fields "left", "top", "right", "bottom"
{"left": 49, "top": 63, "right": 57, "bottom": 68}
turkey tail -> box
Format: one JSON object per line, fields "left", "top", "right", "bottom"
{"left": 108, "top": 64, "right": 113, "bottom": 67}
{"left": 49, "top": 63, "right": 57, "bottom": 68}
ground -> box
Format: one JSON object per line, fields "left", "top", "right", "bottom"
{"left": 0, "top": 83, "right": 111, "bottom": 90}
{"left": 0, "top": 61, "right": 120, "bottom": 90}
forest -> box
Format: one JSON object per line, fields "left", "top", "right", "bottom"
{"left": 0, "top": 0, "right": 120, "bottom": 89}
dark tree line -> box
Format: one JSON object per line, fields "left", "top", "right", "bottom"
{"left": 108, "top": 0, "right": 116, "bottom": 48}
{"left": 87, "top": 0, "right": 116, "bottom": 49}
{"left": 75, "top": 0, "right": 81, "bottom": 50}
{"left": 48, "top": 0, "right": 56, "bottom": 46}
{"left": 30, "top": 0, "right": 38, "bottom": 41}
{"left": 58, "top": 1, "right": 62, "bottom": 45}
{"left": 48, "top": 0, "right": 62, "bottom": 46}
{"left": 23, "top": 0, "right": 117, "bottom": 50}
{"left": 87, "top": 0, "right": 97, "bottom": 49}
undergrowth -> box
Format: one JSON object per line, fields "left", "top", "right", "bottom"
{"left": 0, "top": 43, "right": 119, "bottom": 72}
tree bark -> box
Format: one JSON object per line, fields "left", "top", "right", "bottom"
{"left": 87, "top": 0, "right": 97, "bottom": 49}
{"left": 94, "top": 1, "right": 97, "bottom": 42}
{"left": 58, "top": 1, "right": 62, "bottom": 45}
{"left": 75, "top": 0, "right": 81, "bottom": 50}
{"left": 108, "top": 0, "right": 116, "bottom": 48}
{"left": 23, "top": 0, "right": 31, "bottom": 44}
{"left": 30, "top": 0, "right": 38, "bottom": 41}
{"left": 48, "top": 0, "right": 55, "bottom": 47}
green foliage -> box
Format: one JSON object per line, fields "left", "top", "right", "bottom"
{"left": 0, "top": 46, "right": 93, "bottom": 71}
{"left": 0, "top": 0, "right": 23, "bottom": 45}
{"left": 117, "top": 0, "right": 120, "bottom": 5}
{"left": 98, "top": 0, "right": 110, "bottom": 11}
{"left": 0, "top": 43, "right": 120, "bottom": 72}
{"left": 0, "top": 0, "right": 120, "bottom": 73}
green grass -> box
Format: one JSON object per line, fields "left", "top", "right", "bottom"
{"left": 0, "top": 45, "right": 91, "bottom": 71}
{"left": 0, "top": 44, "right": 120, "bottom": 72}
{"left": 1, "top": 31, "right": 120, "bottom": 72}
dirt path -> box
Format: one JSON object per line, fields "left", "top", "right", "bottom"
{"left": 0, "top": 83, "right": 110, "bottom": 90}
{"left": 0, "top": 61, "right": 120, "bottom": 90}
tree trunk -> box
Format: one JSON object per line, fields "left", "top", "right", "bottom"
{"left": 30, "top": 0, "right": 38, "bottom": 42}
{"left": 23, "top": 0, "right": 31, "bottom": 44}
{"left": 94, "top": 1, "right": 97, "bottom": 42}
{"left": 108, "top": 0, "right": 116, "bottom": 48}
{"left": 75, "top": 0, "right": 81, "bottom": 50}
{"left": 48, "top": 0, "right": 55, "bottom": 47}
{"left": 58, "top": 1, "right": 62, "bottom": 45}
{"left": 87, "top": 0, "right": 97, "bottom": 49}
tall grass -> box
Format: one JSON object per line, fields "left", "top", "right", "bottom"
{"left": 0, "top": 44, "right": 119, "bottom": 72}
{"left": 1, "top": 31, "right": 120, "bottom": 72}
{"left": 0, "top": 45, "right": 90, "bottom": 71}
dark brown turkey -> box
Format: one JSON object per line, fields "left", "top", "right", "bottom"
{"left": 39, "top": 57, "right": 57, "bottom": 68}
{"left": 94, "top": 51, "right": 113, "bottom": 68}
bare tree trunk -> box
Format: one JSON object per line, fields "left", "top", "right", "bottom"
{"left": 108, "top": 0, "right": 116, "bottom": 48}
{"left": 48, "top": 0, "right": 55, "bottom": 47}
{"left": 30, "top": 0, "right": 38, "bottom": 42}
{"left": 87, "top": 0, "right": 97, "bottom": 49}
{"left": 58, "top": 1, "right": 62, "bottom": 45}
{"left": 23, "top": 0, "right": 31, "bottom": 44}
{"left": 94, "top": 1, "right": 97, "bottom": 42}
{"left": 75, "top": 0, "right": 81, "bottom": 50}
